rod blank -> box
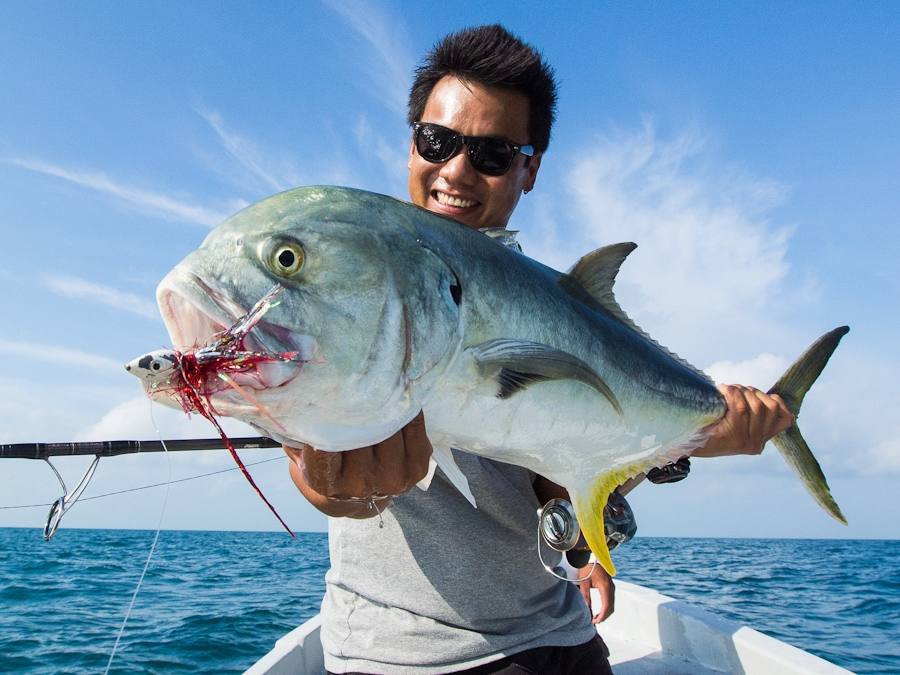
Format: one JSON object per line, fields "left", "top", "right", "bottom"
{"left": 0, "top": 437, "right": 281, "bottom": 460}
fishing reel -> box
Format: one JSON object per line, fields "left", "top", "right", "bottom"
{"left": 646, "top": 457, "right": 691, "bottom": 484}
{"left": 537, "top": 492, "right": 637, "bottom": 581}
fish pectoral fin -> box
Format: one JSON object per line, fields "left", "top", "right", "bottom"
{"left": 430, "top": 446, "right": 477, "bottom": 508}
{"left": 470, "top": 339, "right": 622, "bottom": 417}
{"left": 415, "top": 457, "right": 439, "bottom": 492}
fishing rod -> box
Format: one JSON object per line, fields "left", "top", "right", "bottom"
{"left": 1, "top": 436, "right": 281, "bottom": 539}
{"left": 0, "top": 436, "right": 281, "bottom": 460}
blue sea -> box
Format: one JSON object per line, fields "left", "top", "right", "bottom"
{"left": 0, "top": 529, "right": 896, "bottom": 674}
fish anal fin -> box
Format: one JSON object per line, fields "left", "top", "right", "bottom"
{"left": 569, "top": 463, "right": 651, "bottom": 577}
{"left": 471, "top": 339, "right": 622, "bottom": 417}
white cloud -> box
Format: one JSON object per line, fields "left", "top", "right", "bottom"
{"left": 705, "top": 353, "right": 790, "bottom": 389}
{"left": 523, "top": 122, "right": 798, "bottom": 365}
{"left": 861, "top": 437, "right": 900, "bottom": 475}
{"left": 43, "top": 274, "right": 158, "bottom": 320}
{"left": 323, "top": 0, "right": 414, "bottom": 114}
{"left": 77, "top": 396, "right": 258, "bottom": 446}
{"left": 0, "top": 339, "right": 123, "bottom": 373}
{"left": 197, "top": 108, "right": 303, "bottom": 193}
{"left": 8, "top": 157, "right": 232, "bottom": 227}
{"left": 0, "top": 377, "right": 134, "bottom": 446}
{"left": 569, "top": 123, "right": 790, "bottom": 316}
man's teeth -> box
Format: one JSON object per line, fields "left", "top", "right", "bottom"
{"left": 436, "top": 192, "right": 477, "bottom": 208}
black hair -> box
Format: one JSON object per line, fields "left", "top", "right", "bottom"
{"left": 407, "top": 24, "right": 558, "bottom": 153}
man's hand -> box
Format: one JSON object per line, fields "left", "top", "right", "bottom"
{"left": 694, "top": 384, "right": 795, "bottom": 458}
{"left": 577, "top": 563, "right": 615, "bottom": 624}
{"left": 284, "top": 411, "right": 433, "bottom": 518}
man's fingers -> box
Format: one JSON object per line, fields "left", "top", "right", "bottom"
{"left": 282, "top": 444, "right": 303, "bottom": 464}
{"left": 592, "top": 566, "right": 615, "bottom": 623}
{"left": 299, "top": 446, "right": 347, "bottom": 498}
{"left": 401, "top": 411, "right": 433, "bottom": 482}
{"left": 768, "top": 393, "right": 796, "bottom": 433}
{"left": 578, "top": 579, "right": 591, "bottom": 609}
{"left": 744, "top": 387, "right": 768, "bottom": 454}
{"left": 373, "top": 430, "right": 411, "bottom": 496}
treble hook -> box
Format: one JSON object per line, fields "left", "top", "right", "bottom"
{"left": 42, "top": 455, "right": 101, "bottom": 541}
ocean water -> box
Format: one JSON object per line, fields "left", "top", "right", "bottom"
{"left": 0, "top": 529, "right": 896, "bottom": 674}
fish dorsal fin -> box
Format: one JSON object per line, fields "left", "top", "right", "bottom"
{"left": 564, "top": 242, "right": 714, "bottom": 385}
{"left": 567, "top": 242, "right": 638, "bottom": 317}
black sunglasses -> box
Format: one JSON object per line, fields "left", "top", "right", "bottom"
{"left": 413, "top": 122, "right": 534, "bottom": 176}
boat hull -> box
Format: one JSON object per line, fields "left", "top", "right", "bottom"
{"left": 245, "top": 581, "right": 850, "bottom": 674}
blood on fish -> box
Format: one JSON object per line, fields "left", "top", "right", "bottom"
{"left": 172, "top": 347, "right": 297, "bottom": 538}
{"left": 218, "top": 371, "right": 287, "bottom": 435}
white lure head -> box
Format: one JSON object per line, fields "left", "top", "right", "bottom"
{"left": 124, "top": 349, "right": 180, "bottom": 383}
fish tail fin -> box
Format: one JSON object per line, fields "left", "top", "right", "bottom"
{"left": 768, "top": 326, "right": 849, "bottom": 525}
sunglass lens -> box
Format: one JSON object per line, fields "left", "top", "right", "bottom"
{"left": 469, "top": 138, "right": 515, "bottom": 176}
{"left": 416, "top": 125, "right": 457, "bottom": 162}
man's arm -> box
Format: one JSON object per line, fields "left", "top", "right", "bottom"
{"left": 283, "top": 411, "right": 433, "bottom": 518}
{"left": 533, "top": 475, "right": 615, "bottom": 623}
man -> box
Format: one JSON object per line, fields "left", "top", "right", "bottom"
{"left": 285, "top": 25, "right": 793, "bottom": 674}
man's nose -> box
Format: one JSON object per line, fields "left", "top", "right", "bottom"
{"left": 439, "top": 147, "right": 479, "bottom": 185}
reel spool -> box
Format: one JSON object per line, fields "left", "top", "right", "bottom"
{"left": 537, "top": 498, "right": 581, "bottom": 552}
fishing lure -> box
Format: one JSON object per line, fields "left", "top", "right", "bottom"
{"left": 126, "top": 285, "right": 302, "bottom": 537}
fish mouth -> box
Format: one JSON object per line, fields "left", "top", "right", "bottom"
{"left": 156, "top": 271, "right": 311, "bottom": 392}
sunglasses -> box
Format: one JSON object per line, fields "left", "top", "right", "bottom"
{"left": 413, "top": 122, "right": 534, "bottom": 176}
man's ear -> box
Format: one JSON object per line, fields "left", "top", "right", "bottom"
{"left": 524, "top": 153, "right": 542, "bottom": 192}
{"left": 408, "top": 140, "right": 416, "bottom": 170}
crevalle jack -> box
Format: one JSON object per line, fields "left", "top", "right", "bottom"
{"left": 128, "top": 186, "right": 848, "bottom": 574}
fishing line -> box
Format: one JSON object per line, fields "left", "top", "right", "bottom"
{"left": 536, "top": 528, "right": 596, "bottom": 584}
{"left": 0, "top": 455, "right": 285, "bottom": 510}
{"left": 104, "top": 401, "right": 172, "bottom": 674}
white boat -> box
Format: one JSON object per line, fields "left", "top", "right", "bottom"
{"left": 246, "top": 580, "right": 851, "bottom": 674}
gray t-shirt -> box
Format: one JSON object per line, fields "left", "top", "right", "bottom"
{"left": 321, "top": 450, "right": 597, "bottom": 674}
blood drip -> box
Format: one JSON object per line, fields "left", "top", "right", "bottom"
{"left": 172, "top": 348, "right": 297, "bottom": 538}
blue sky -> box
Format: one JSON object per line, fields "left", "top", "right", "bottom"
{"left": 1, "top": 1, "right": 898, "bottom": 540}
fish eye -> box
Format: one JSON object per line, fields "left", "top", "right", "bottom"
{"left": 263, "top": 238, "right": 305, "bottom": 277}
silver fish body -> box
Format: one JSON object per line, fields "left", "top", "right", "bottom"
{"left": 135, "top": 186, "right": 847, "bottom": 573}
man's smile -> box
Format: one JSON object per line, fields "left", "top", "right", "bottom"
{"left": 433, "top": 189, "right": 479, "bottom": 209}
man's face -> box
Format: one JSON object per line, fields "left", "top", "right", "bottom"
{"left": 408, "top": 75, "right": 542, "bottom": 230}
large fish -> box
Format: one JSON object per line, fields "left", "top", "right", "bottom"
{"left": 131, "top": 185, "right": 847, "bottom": 574}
